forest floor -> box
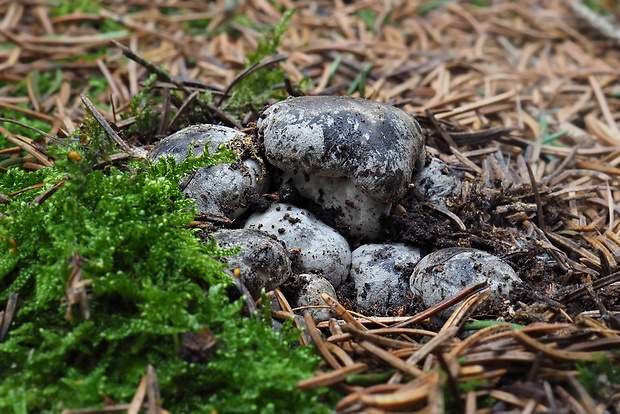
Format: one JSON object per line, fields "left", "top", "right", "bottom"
{"left": 1, "top": 0, "right": 620, "bottom": 412}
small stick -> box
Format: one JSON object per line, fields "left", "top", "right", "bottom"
{"left": 128, "top": 373, "right": 147, "bottom": 414}
{"left": 146, "top": 364, "right": 162, "bottom": 414}
{"left": 448, "top": 323, "right": 512, "bottom": 359}
{"left": 202, "top": 101, "right": 243, "bottom": 129}
{"left": 110, "top": 39, "right": 191, "bottom": 96}
{"left": 404, "top": 327, "right": 459, "bottom": 371}
{"left": 0, "top": 117, "right": 55, "bottom": 141}
{"left": 361, "top": 371, "right": 439, "bottom": 411}
{"left": 156, "top": 87, "right": 171, "bottom": 136}
{"left": 327, "top": 327, "right": 436, "bottom": 343}
{"left": 296, "top": 362, "right": 367, "bottom": 390}
{"left": 0, "top": 293, "right": 17, "bottom": 342}
{"left": 6, "top": 136, "right": 53, "bottom": 167}
{"left": 340, "top": 324, "right": 418, "bottom": 349}
{"left": 389, "top": 327, "right": 459, "bottom": 385}
{"left": 424, "top": 109, "right": 459, "bottom": 151}
{"left": 303, "top": 312, "right": 342, "bottom": 370}
{"left": 526, "top": 162, "right": 546, "bottom": 232}
{"left": 168, "top": 90, "right": 199, "bottom": 131}
{"left": 435, "top": 90, "right": 515, "bottom": 120}
{"left": 230, "top": 268, "right": 257, "bottom": 314}
{"left": 324, "top": 342, "right": 355, "bottom": 366}
{"left": 336, "top": 383, "right": 401, "bottom": 412}
{"left": 80, "top": 94, "right": 133, "bottom": 154}
{"left": 358, "top": 340, "right": 424, "bottom": 378}
{"left": 391, "top": 281, "right": 488, "bottom": 329}
{"left": 321, "top": 293, "right": 367, "bottom": 331}
{"left": 110, "top": 40, "right": 226, "bottom": 128}
{"left": 216, "top": 54, "right": 287, "bottom": 107}
{"left": 440, "top": 290, "right": 491, "bottom": 334}
{"left": 512, "top": 330, "right": 613, "bottom": 361}
{"left": 29, "top": 179, "right": 65, "bottom": 206}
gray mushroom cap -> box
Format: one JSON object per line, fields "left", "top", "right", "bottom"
{"left": 411, "top": 157, "right": 463, "bottom": 205}
{"left": 149, "top": 124, "right": 241, "bottom": 160}
{"left": 244, "top": 203, "right": 352, "bottom": 288}
{"left": 213, "top": 228, "right": 292, "bottom": 299}
{"left": 258, "top": 96, "right": 426, "bottom": 203}
{"left": 290, "top": 273, "right": 337, "bottom": 323}
{"left": 410, "top": 247, "right": 521, "bottom": 318}
{"left": 148, "top": 124, "right": 268, "bottom": 219}
{"left": 350, "top": 243, "right": 422, "bottom": 311}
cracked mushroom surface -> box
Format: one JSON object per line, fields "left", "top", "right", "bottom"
{"left": 258, "top": 96, "right": 426, "bottom": 240}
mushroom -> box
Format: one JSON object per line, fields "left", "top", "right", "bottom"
{"left": 212, "top": 228, "right": 292, "bottom": 299}
{"left": 410, "top": 247, "right": 522, "bottom": 318}
{"left": 244, "top": 203, "right": 351, "bottom": 288}
{"left": 287, "top": 273, "right": 337, "bottom": 322}
{"left": 149, "top": 124, "right": 267, "bottom": 219}
{"left": 258, "top": 96, "right": 425, "bottom": 240}
{"left": 411, "top": 156, "right": 463, "bottom": 205}
{"left": 282, "top": 173, "right": 392, "bottom": 241}
{"left": 350, "top": 243, "right": 422, "bottom": 312}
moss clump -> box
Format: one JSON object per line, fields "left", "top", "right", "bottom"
{"left": 576, "top": 353, "right": 620, "bottom": 402}
{"left": 222, "top": 9, "right": 295, "bottom": 119}
{"left": 0, "top": 126, "right": 331, "bottom": 413}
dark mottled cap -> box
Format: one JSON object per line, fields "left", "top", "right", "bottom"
{"left": 258, "top": 96, "right": 425, "bottom": 203}
{"left": 149, "top": 124, "right": 245, "bottom": 162}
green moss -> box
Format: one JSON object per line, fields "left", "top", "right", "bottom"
{"left": 181, "top": 16, "right": 213, "bottom": 35}
{"left": 0, "top": 125, "right": 330, "bottom": 412}
{"left": 50, "top": 0, "right": 103, "bottom": 17}
{"left": 28, "top": 70, "right": 64, "bottom": 102}
{"left": 443, "top": 372, "right": 489, "bottom": 413}
{"left": 458, "top": 378, "right": 487, "bottom": 393}
{"left": 124, "top": 73, "right": 163, "bottom": 142}
{"left": 204, "top": 315, "right": 334, "bottom": 413}
{"left": 356, "top": 9, "right": 378, "bottom": 31}
{"left": 581, "top": 0, "right": 613, "bottom": 15}
{"left": 87, "top": 75, "right": 112, "bottom": 99}
{"left": 576, "top": 353, "right": 620, "bottom": 400}
{"left": 222, "top": 10, "right": 295, "bottom": 119}
{"left": 467, "top": 0, "right": 492, "bottom": 8}
{"left": 51, "top": 1, "right": 123, "bottom": 33}
{"left": 416, "top": 0, "right": 450, "bottom": 15}
{"left": 0, "top": 112, "right": 53, "bottom": 139}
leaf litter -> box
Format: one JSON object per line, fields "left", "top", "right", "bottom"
{"left": 1, "top": 0, "right": 620, "bottom": 412}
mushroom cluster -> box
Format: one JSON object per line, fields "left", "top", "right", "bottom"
{"left": 259, "top": 96, "right": 426, "bottom": 240}
{"left": 150, "top": 96, "right": 521, "bottom": 320}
